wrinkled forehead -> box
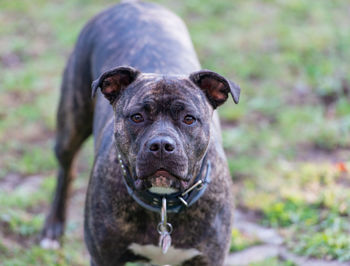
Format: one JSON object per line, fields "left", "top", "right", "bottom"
{"left": 122, "top": 74, "right": 208, "bottom": 110}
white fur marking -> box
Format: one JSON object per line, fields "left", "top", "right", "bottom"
{"left": 129, "top": 243, "right": 201, "bottom": 265}
{"left": 40, "top": 238, "right": 60, "bottom": 250}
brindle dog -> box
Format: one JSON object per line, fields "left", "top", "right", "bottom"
{"left": 40, "top": 1, "right": 240, "bottom": 265}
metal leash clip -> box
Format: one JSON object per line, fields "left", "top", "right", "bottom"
{"left": 157, "top": 197, "right": 173, "bottom": 254}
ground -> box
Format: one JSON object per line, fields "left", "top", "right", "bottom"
{"left": 0, "top": 0, "right": 350, "bottom": 265}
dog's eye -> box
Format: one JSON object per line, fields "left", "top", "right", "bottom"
{"left": 183, "top": 115, "right": 196, "bottom": 125}
{"left": 130, "top": 113, "right": 144, "bottom": 123}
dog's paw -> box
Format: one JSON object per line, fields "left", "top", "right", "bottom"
{"left": 39, "top": 218, "right": 64, "bottom": 249}
{"left": 40, "top": 238, "right": 60, "bottom": 250}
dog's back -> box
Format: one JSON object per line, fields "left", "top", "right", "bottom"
{"left": 69, "top": 1, "right": 202, "bottom": 140}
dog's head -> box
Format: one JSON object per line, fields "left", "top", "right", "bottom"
{"left": 92, "top": 66, "right": 240, "bottom": 194}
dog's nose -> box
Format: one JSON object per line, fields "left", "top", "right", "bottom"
{"left": 148, "top": 136, "right": 176, "bottom": 157}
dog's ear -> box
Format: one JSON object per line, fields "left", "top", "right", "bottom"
{"left": 92, "top": 66, "right": 141, "bottom": 104}
{"left": 189, "top": 70, "right": 240, "bottom": 109}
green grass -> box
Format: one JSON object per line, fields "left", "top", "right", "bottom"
{"left": 290, "top": 214, "right": 350, "bottom": 262}
{"left": 1, "top": 242, "right": 87, "bottom": 266}
{"left": 1, "top": 0, "right": 350, "bottom": 264}
{"left": 230, "top": 228, "right": 261, "bottom": 252}
{"left": 254, "top": 161, "right": 350, "bottom": 261}
{"left": 251, "top": 257, "right": 295, "bottom": 266}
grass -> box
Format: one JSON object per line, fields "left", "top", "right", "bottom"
{"left": 1, "top": 0, "right": 350, "bottom": 264}
{"left": 230, "top": 228, "right": 261, "bottom": 253}
{"left": 251, "top": 257, "right": 295, "bottom": 266}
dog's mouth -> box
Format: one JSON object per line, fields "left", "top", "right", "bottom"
{"left": 134, "top": 169, "right": 189, "bottom": 194}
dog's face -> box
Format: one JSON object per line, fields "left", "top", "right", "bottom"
{"left": 92, "top": 67, "right": 240, "bottom": 194}
{"left": 114, "top": 75, "right": 212, "bottom": 194}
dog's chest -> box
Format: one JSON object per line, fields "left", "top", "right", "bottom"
{"left": 129, "top": 243, "right": 201, "bottom": 265}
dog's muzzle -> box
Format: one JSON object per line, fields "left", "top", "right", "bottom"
{"left": 118, "top": 154, "right": 211, "bottom": 213}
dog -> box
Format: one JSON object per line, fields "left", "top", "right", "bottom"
{"left": 40, "top": 1, "right": 240, "bottom": 265}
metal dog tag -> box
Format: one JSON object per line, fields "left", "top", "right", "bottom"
{"left": 159, "top": 231, "right": 171, "bottom": 254}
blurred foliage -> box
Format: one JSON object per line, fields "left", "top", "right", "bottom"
{"left": 1, "top": 0, "right": 350, "bottom": 264}
{"left": 251, "top": 257, "right": 295, "bottom": 266}
{"left": 230, "top": 228, "right": 261, "bottom": 252}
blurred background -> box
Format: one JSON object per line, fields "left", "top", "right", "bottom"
{"left": 0, "top": 0, "right": 349, "bottom": 265}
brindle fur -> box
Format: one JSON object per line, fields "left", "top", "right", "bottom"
{"left": 41, "top": 1, "right": 239, "bottom": 265}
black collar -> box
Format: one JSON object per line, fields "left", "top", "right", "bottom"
{"left": 118, "top": 155, "right": 211, "bottom": 213}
